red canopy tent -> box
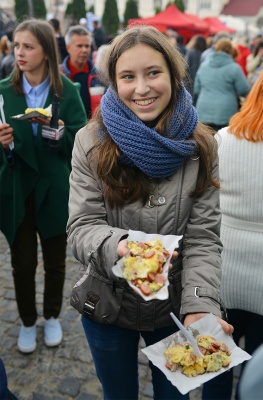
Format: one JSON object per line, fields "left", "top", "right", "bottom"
{"left": 128, "top": 5, "right": 209, "bottom": 41}
{"left": 203, "top": 17, "right": 236, "bottom": 35}
{"left": 185, "top": 13, "right": 210, "bottom": 35}
{"left": 128, "top": 22, "right": 168, "bottom": 33}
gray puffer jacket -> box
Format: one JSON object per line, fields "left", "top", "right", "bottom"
{"left": 67, "top": 125, "right": 223, "bottom": 331}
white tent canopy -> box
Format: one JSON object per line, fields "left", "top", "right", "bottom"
{"left": 219, "top": 15, "right": 261, "bottom": 38}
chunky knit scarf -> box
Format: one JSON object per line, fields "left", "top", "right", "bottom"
{"left": 99, "top": 86, "right": 198, "bottom": 178}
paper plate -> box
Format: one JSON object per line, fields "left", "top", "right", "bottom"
{"left": 11, "top": 105, "right": 52, "bottom": 120}
{"left": 142, "top": 313, "right": 251, "bottom": 395}
{"left": 112, "top": 229, "right": 182, "bottom": 301}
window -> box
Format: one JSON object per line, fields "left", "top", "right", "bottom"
{"left": 199, "top": 0, "right": 211, "bottom": 9}
{"left": 154, "top": 0, "right": 163, "bottom": 9}
{"left": 51, "top": 0, "right": 63, "bottom": 5}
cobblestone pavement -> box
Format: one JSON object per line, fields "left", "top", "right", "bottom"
{"left": 1, "top": 231, "right": 238, "bottom": 400}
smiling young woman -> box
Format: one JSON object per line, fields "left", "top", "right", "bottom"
{"left": 115, "top": 44, "right": 172, "bottom": 125}
{"left": 67, "top": 26, "right": 233, "bottom": 400}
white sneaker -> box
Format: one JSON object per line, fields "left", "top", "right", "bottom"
{"left": 18, "top": 324, "right": 37, "bottom": 353}
{"left": 44, "top": 317, "right": 63, "bottom": 347}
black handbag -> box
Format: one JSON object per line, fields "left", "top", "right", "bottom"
{"left": 70, "top": 262, "right": 125, "bottom": 324}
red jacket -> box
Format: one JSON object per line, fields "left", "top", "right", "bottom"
{"left": 236, "top": 44, "right": 251, "bottom": 76}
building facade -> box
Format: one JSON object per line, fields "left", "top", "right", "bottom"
{"left": 2, "top": 0, "right": 230, "bottom": 21}
{"left": 185, "top": 0, "right": 229, "bottom": 18}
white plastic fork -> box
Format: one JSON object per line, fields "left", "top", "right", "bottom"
{"left": 0, "top": 94, "right": 14, "bottom": 150}
{"left": 170, "top": 312, "right": 204, "bottom": 357}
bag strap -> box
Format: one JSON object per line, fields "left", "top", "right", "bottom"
{"left": 82, "top": 266, "right": 125, "bottom": 318}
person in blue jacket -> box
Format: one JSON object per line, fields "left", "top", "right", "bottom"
{"left": 194, "top": 38, "right": 250, "bottom": 131}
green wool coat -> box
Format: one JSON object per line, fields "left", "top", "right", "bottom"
{"left": 0, "top": 73, "right": 87, "bottom": 245}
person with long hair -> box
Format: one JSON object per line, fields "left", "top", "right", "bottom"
{"left": 185, "top": 34, "right": 207, "bottom": 101}
{"left": 67, "top": 26, "right": 233, "bottom": 400}
{"left": 0, "top": 19, "right": 86, "bottom": 353}
{"left": 202, "top": 71, "right": 263, "bottom": 400}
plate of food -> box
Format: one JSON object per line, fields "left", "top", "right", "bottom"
{"left": 141, "top": 313, "right": 251, "bottom": 395}
{"left": 11, "top": 105, "right": 52, "bottom": 120}
{"left": 112, "top": 230, "right": 182, "bottom": 301}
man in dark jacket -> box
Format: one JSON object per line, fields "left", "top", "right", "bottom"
{"left": 92, "top": 19, "right": 106, "bottom": 49}
{"left": 60, "top": 25, "right": 98, "bottom": 119}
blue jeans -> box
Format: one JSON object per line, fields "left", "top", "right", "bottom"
{"left": 202, "top": 309, "right": 263, "bottom": 400}
{"left": 82, "top": 316, "right": 189, "bottom": 400}
{"left": 0, "top": 358, "right": 18, "bottom": 400}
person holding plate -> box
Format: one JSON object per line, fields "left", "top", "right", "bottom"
{"left": 67, "top": 26, "right": 234, "bottom": 400}
{"left": 0, "top": 19, "right": 86, "bottom": 354}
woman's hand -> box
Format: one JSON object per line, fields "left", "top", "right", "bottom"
{"left": 117, "top": 239, "right": 129, "bottom": 258}
{"left": 0, "top": 123, "right": 14, "bottom": 148}
{"left": 169, "top": 250, "right": 178, "bottom": 269}
{"left": 30, "top": 116, "right": 64, "bottom": 126}
{"left": 184, "top": 312, "right": 234, "bottom": 335}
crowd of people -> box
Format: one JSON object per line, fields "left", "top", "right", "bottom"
{"left": 0, "top": 14, "right": 263, "bottom": 400}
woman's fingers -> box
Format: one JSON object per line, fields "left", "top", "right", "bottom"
{"left": 169, "top": 250, "right": 178, "bottom": 269}
{"left": 171, "top": 250, "right": 178, "bottom": 261}
{"left": 0, "top": 125, "right": 14, "bottom": 147}
{"left": 217, "top": 318, "right": 234, "bottom": 335}
{"left": 117, "top": 239, "right": 129, "bottom": 258}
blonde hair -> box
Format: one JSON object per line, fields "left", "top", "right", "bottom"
{"left": 228, "top": 71, "right": 263, "bottom": 142}
{"left": 215, "top": 38, "right": 233, "bottom": 55}
{"left": 0, "top": 35, "right": 11, "bottom": 56}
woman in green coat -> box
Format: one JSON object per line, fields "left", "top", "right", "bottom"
{"left": 0, "top": 19, "right": 86, "bottom": 353}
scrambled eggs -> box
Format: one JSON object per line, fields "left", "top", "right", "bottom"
{"left": 25, "top": 107, "right": 52, "bottom": 117}
{"left": 164, "top": 335, "right": 231, "bottom": 377}
{"left": 122, "top": 238, "right": 170, "bottom": 295}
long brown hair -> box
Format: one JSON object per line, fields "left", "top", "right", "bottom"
{"left": 11, "top": 19, "right": 63, "bottom": 97}
{"left": 90, "top": 26, "right": 219, "bottom": 207}
{"left": 228, "top": 71, "right": 263, "bottom": 142}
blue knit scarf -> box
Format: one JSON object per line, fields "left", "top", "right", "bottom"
{"left": 99, "top": 86, "right": 198, "bottom": 178}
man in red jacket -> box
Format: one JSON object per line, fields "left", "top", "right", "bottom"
{"left": 60, "top": 25, "right": 99, "bottom": 118}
